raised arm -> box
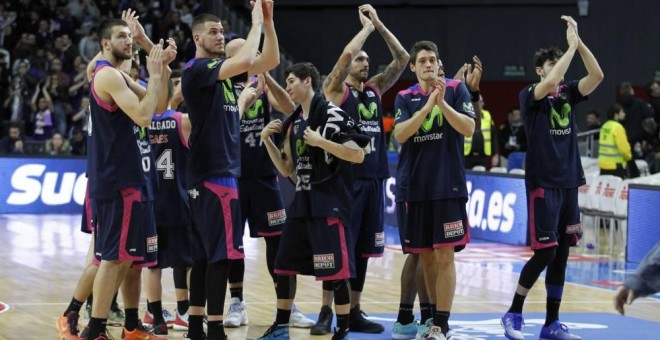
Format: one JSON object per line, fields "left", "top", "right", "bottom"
{"left": 261, "top": 119, "right": 294, "bottom": 177}
{"left": 323, "top": 8, "right": 375, "bottom": 104}
{"left": 248, "top": 0, "right": 280, "bottom": 74}
{"left": 436, "top": 79, "right": 475, "bottom": 137}
{"left": 218, "top": 0, "right": 264, "bottom": 81}
{"left": 265, "top": 73, "right": 295, "bottom": 115}
{"left": 560, "top": 16, "right": 604, "bottom": 96}
{"left": 361, "top": 4, "right": 409, "bottom": 94}
{"left": 533, "top": 17, "right": 579, "bottom": 101}
{"left": 95, "top": 45, "right": 164, "bottom": 127}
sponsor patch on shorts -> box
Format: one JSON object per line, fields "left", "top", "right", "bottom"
{"left": 147, "top": 236, "right": 158, "bottom": 253}
{"left": 565, "top": 224, "right": 582, "bottom": 234}
{"left": 313, "top": 253, "right": 335, "bottom": 269}
{"left": 444, "top": 220, "right": 464, "bottom": 238}
{"left": 375, "top": 232, "right": 385, "bottom": 247}
{"left": 267, "top": 209, "right": 286, "bottom": 226}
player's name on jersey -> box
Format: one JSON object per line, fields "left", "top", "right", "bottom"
{"left": 150, "top": 134, "right": 169, "bottom": 144}
{"left": 150, "top": 120, "right": 177, "bottom": 130}
{"left": 240, "top": 118, "right": 265, "bottom": 132}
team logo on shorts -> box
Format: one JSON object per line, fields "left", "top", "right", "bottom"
{"left": 313, "top": 254, "right": 335, "bottom": 269}
{"left": 267, "top": 209, "right": 286, "bottom": 226}
{"left": 375, "top": 232, "right": 385, "bottom": 247}
{"left": 444, "top": 220, "right": 464, "bottom": 238}
{"left": 147, "top": 236, "right": 158, "bottom": 253}
{"left": 565, "top": 224, "right": 583, "bottom": 234}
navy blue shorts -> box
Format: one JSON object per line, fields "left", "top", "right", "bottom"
{"left": 150, "top": 224, "right": 194, "bottom": 269}
{"left": 275, "top": 217, "right": 354, "bottom": 281}
{"left": 189, "top": 177, "right": 244, "bottom": 263}
{"left": 396, "top": 201, "right": 409, "bottom": 254}
{"left": 350, "top": 179, "right": 385, "bottom": 257}
{"left": 405, "top": 198, "right": 470, "bottom": 253}
{"left": 527, "top": 187, "right": 582, "bottom": 250}
{"left": 238, "top": 176, "right": 285, "bottom": 238}
{"left": 93, "top": 188, "right": 157, "bottom": 266}
{"left": 80, "top": 185, "right": 96, "bottom": 234}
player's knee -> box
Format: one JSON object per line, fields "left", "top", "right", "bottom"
{"left": 332, "top": 279, "right": 351, "bottom": 305}
{"left": 532, "top": 246, "right": 557, "bottom": 266}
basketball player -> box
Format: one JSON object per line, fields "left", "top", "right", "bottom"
{"left": 254, "top": 62, "right": 367, "bottom": 340}
{"left": 315, "top": 4, "right": 409, "bottom": 335}
{"left": 180, "top": 1, "right": 280, "bottom": 338}
{"left": 393, "top": 40, "right": 475, "bottom": 339}
{"left": 500, "top": 16, "right": 603, "bottom": 340}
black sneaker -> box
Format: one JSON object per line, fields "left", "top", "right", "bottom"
{"left": 349, "top": 305, "right": 384, "bottom": 333}
{"left": 310, "top": 305, "right": 333, "bottom": 335}
{"left": 331, "top": 327, "right": 349, "bottom": 340}
{"left": 184, "top": 332, "right": 208, "bottom": 340}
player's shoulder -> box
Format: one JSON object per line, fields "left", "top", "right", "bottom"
{"left": 397, "top": 84, "right": 419, "bottom": 98}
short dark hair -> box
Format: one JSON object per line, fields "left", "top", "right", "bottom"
{"left": 508, "top": 107, "right": 520, "bottom": 115}
{"left": 646, "top": 81, "right": 658, "bottom": 96}
{"left": 533, "top": 47, "right": 563, "bottom": 68}
{"left": 409, "top": 40, "right": 439, "bottom": 65}
{"left": 618, "top": 82, "right": 633, "bottom": 96}
{"left": 192, "top": 14, "right": 222, "bottom": 33}
{"left": 607, "top": 103, "right": 623, "bottom": 120}
{"left": 170, "top": 70, "right": 182, "bottom": 79}
{"left": 97, "top": 19, "right": 128, "bottom": 44}
{"left": 284, "top": 62, "right": 320, "bottom": 91}
{"left": 587, "top": 109, "right": 600, "bottom": 118}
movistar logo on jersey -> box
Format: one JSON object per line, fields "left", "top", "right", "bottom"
{"left": 223, "top": 79, "right": 236, "bottom": 105}
{"left": 207, "top": 59, "right": 220, "bottom": 69}
{"left": 550, "top": 103, "right": 571, "bottom": 129}
{"left": 245, "top": 98, "right": 264, "bottom": 119}
{"left": 420, "top": 105, "right": 444, "bottom": 132}
{"left": 358, "top": 102, "right": 378, "bottom": 120}
{"left": 296, "top": 139, "right": 306, "bottom": 156}
{"left": 138, "top": 127, "right": 147, "bottom": 139}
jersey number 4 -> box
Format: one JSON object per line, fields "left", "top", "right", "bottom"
{"left": 244, "top": 132, "right": 263, "bottom": 147}
{"left": 156, "top": 149, "right": 175, "bottom": 179}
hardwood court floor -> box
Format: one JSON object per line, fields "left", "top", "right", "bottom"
{"left": 0, "top": 214, "right": 658, "bottom": 339}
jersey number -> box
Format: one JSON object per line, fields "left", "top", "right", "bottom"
{"left": 244, "top": 132, "right": 263, "bottom": 147}
{"left": 156, "top": 149, "right": 175, "bottom": 179}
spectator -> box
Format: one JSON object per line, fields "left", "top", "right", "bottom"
{"left": 45, "top": 131, "right": 71, "bottom": 155}
{"left": 618, "top": 81, "right": 654, "bottom": 156}
{"left": 69, "top": 126, "right": 87, "bottom": 156}
{"left": 465, "top": 94, "right": 499, "bottom": 169}
{"left": 35, "top": 19, "right": 53, "bottom": 46}
{"left": 0, "top": 122, "right": 27, "bottom": 154}
{"left": 30, "top": 81, "right": 54, "bottom": 140}
{"left": 55, "top": 34, "right": 79, "bottom": 71}
{"left": 646, "top": 81, "right": 660, "bottom": 125}
{"left": 586, "top": 108, "right": 601, "bottom": 132}
{"left": 0, "top": 7, "right": 17, "bottom": 48}
{"left": 3, "top": 73, "right": 30, "bottom": 122}
{"left": 70, "top": 96, "right": 89, "bottom": 133}
{"left": 49, "top": 57, "right": 71, "bottom": 88}
{"left": 44, "top": 73, "right": 72, "bottom": 135}
{"left": 78, "top": 29, "right": 99, "bottom": 63}
{"left": 221, "top": 19, "right": 240, "bottom": 42}
{"left": 498, "top": 107, "right": 527, "bottom": 159}
{"left": 164, "top": 10, "right": 192, "bottom": 42}
{"left": 67, "top": 0, "right": 101, "bottom": 24}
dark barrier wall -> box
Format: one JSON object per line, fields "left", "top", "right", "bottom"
{"left": 272, "top": 0, "right": 658, "bottom": 128}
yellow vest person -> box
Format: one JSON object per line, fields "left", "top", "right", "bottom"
{"left": 465, "top": 109, "right": 493, "bottom": 155}
{"left": 598, "top": 104, "right": 632, "bottom": 178}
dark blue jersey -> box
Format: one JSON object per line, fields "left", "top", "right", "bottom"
{"left": 393, "top": 80, "right": 475, "bottom": 201}
{"left": 395, "top": 142, "right": 409, "bottom": 203}
{"left": 182, "top": 58, "right": 240, "bottom": 187}
{"left": 150, "top": 110, "right": 191, "bottom": 226}
{"left": 87, "top": 60, "right": 154, "bottom": 200}
{"left": 521, "top": 80, "right": 586, "bottom": 189}
{"left": 236, "top": 81, "right": 277, "bottom": 178}
{"left": 340, "top": 83, "right": 389, "bottom": 179}
{"left": 287, "top": 108, "right": 355, "bottom": 223}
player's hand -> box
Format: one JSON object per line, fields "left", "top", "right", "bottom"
{"left": 561, "top": 15, "right": 578, "bottom": 36}
{"left": 466, "top": 55, "right": 483, "bottom": 92}
{"left": 256, "top": 74, "right": 266, "bottom": 96}
{"left": 261, "top": 119, "right": 282, "bottom": 140}
{"left": 453, "top": 63, "right": 467, "bottom": 82}
{"left": 434, "top": 77, "right": 446, "bottom": 106}
{"left": 238, "top": 87, "right": 259, "bottom": 115}
{"left": 425, "top": 87, "right": 441, "bottom": 113}
{"left": 613, "top": 285, "right": 636, "bottom": 315}
{"left": 562, "top": 16, "right": 579, "bottom": 49}
{"left": 303, "top": 126, "right": 325, "bottom": 147}
{"left": 162, "top": 38, "right": 177, "bottom": 65}
{"left": 249, "top": 0, "right": 265, "bottom": 26}
{"left": 122, "top": 9, "right": 145, "bottom": 42}
{"left": 146, "top": 43, "right": 164, "bottom": 78}
{"left": 359, "top": 4, "right": 382, "bottom": 28}
{"left": 261, "top": 0, "right": 274, "bottom": 23}
{"left": 358, "top": 7, "right": 375, "bottom": 32}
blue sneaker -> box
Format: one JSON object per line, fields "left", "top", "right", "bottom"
{"left": 415, "top": 318, "right": 432, "bottom": 339}
{"left": 252, "top": 324, "right": 290, "bottom": 339}
{"left": 540, "top": 321, "right": 581, "bottom": 340}
{"left": 500, "top": 312, "right": 524, "bottom": 340}
{"left": 392, "top": 320, "right": 419, "bottom": 339}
